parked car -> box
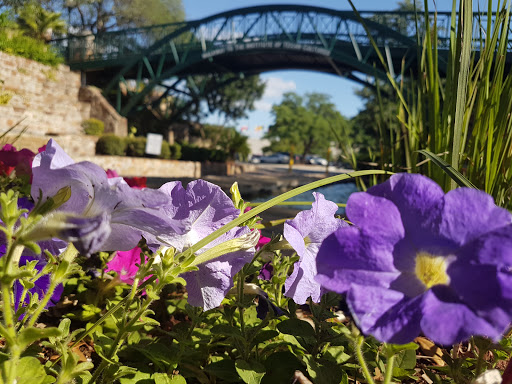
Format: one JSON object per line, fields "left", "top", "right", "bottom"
{"left": 259, "top": 153, "right": 290, "bottom": 164}
{"left": 249, "top": 155, "right": 262, "bottom": 163}
{"left": 305, "top": 155, "right": 328, "bottom": 166}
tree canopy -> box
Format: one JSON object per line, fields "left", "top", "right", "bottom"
{"left": 265, "top": 92, "right": 348, "bottom": 159}
{"left": 1, "top": 0, "right": 185, "bottom": 34}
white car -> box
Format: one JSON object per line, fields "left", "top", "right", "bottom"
{"left": 305, "top": 155, "right": 328, "bottom": 166}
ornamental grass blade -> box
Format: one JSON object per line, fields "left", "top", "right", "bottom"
{"left": 417, "top": 149, "right": 476, "bottom": 189}
{"left": 184, "top": 170, "right": 391, "bottom": 257}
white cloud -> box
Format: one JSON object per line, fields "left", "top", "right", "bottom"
{"left": 263, "top": 77, "right": 296, "bottom": 99}
{"left": 253, "top": 100, "right": 272, "bottom": 112}
{"left": 254, "top": 77, "right": 296, "bottom": 111}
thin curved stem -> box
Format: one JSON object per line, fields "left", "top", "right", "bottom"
{"left": 355, "top": 335, "right": 376, "bottom": 384}
{"left": 383, "top": 353, "right": 395, "bottom": 384}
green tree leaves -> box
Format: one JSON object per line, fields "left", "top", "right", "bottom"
{"left": 265, "top": 92, "right": 348, "bottom": 159}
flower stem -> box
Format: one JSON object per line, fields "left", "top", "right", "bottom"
{"left": 383, "top": 353, "right": 395, "bottom": 384}
{"left": 25, "top": 281, "right": 58, "bottom": 328}
{"left": 355, "top": 335, "right": 376, "bottom": 384}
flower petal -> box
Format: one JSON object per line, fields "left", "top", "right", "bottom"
{"left": 316, "top": 226, "right": 400, "bottom": 293}
{"left": 158, "top": 180, "right": 240, "bottom": 252}
{"left": 436, "top": 188, "right": 512, "bottom": 246}
{"left": 284, "top": 243, "right": 324, "bottom": 304}
{"left": 183, "top": 227, "right": 255, "bottom": 310}
{"left": 346, "top": 192, "right": 404, "bottom": 244}
{"left": 347, "top": 284, "right": 423, "bottom": 344}
{"left": 421, "top": 286, "right": 503, "bottom": 345}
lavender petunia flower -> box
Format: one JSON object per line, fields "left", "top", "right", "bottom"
{"left": 157, "top": 180, "right": 257, "bottom": 310}
{"left": 283, "top": 192, "right": 347, "bottom": 304}
{"left": 316, "top": 173, "right": 512, "bottom": 345}
{"left": 31, "top": 139, "right": 180, "bottom": 254}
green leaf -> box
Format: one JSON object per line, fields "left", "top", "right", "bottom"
{"left": 204, "top": 359, "right": 240, "bottom": 382}
{"left": 12, "top": 356, "right": 54, "bottom": 384}
{"left": 119, "top": 370, "right": 151, "bottom": 384}
{"left": 383, "top": 342, "right": 418, "bottom": 357}
{"left": 394, "top": 349, "right": 417, "bottom": 370}
{"left": 261, "top": 352, "right": 303, "bottom": 384}
{"left": 277, "top": 318, "right": 316, "bottom": 338}
{"left": 417, "top": 150, "right": 477, "bottom": 189}
{"left": 18, "top": 327, "right": 62, "bottom": 350}
{"left": 210, "top": 324, "right": 243, "bottom": 339}
{"left": 303, "top": 356, "right": 344, "bottom": 384}
{"left": 251, "top": 330, "right": 279, "bottom": 346}
{"left": 169, "top": 375, "right": 187, "bottom": 384}
{"left": 235, "top": 360, "right": 265, "bottom": 384}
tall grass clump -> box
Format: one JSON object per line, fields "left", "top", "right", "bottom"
{"left": 349, "top": 0, "right": 512, "bottom": 208}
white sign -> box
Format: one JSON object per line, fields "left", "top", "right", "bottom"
{"left": 145, "top": 133, "right": 163, "bottom": 156}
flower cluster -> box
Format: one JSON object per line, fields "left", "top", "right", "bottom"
{"left": 316, "top": 174, "right": 512, "bottom": 345}
{"left": 6, "top": 139, "right": 512, "bottom": 348}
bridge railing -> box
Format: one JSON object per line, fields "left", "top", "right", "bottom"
{"left": 50, "top": 9, "right": 511, "bottom": 66}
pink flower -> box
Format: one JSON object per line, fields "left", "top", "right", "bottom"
{"left": 124, "top": 176, "right": 147, "bottom": 189}
{"left": 0, "top": 144, "right": 35, "bottom": 177}
{"left": 105, "top": 247, "right": 145, "bottom": 284}
{"left": 105, "top": 169, "right": 147, "bottom": 189}
{"left": 105, "top": 169, "right": 119, "bottom": 178}
{"left": 256, "top": 233, "right": 271, "bottom": 249}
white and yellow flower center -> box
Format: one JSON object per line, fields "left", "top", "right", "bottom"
{"left": 414, "top": 252, "right": 450, "bottom": 289}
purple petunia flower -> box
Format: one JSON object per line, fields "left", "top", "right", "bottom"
{"left": 14, "top": 256, "right": 64, "bottom": 314}
{"left": 157, "top": 180, "right": 257, "bottom": 310}
{"left": 316, "top": 173, "right": 512, "bottom": 345}
{"left": 283, "top": 192, "right": 347, "bottom": 304}
{"left": 31, "top": 139, "right": 180, "bottom": 254}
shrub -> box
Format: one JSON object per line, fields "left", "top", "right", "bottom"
{"left": 81, "top": 118, "right": 104, "bottom": 136}
{"left": 95, "top": 135, "right": 126, "bottom": 156}
{"left": 125, "top": 137, "right": 146, "bottom": 157}
{"left": 158, "top": 140, "right": 171, "bottom": 160}
{"left": 180, "top": 143, "right": 228, "bottom": 162}
{"left": 170, "top": 142, "right": 182, "bottom": 160}
{"left": 0, "top": 30, "right": 64, "bottom": 66}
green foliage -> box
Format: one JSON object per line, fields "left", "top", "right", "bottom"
{"left": 169, "top": 142, "right": 181, "bottom": 160}
{"left": 180, "top": 143, "right": 228, "bottom": 162}
{"left": 16, "top": 2, "right": 66, "bottom": 42}
{"left": 265, "top": 92, "right": 347, "bottom": 159}
{"left": 0, "top": 91, "right": 13, "bottom": 105}
{"left": 202, "top": 124, "right": 251, "bottom": 160}
{"left": 0, "top": 28, "right": 63, "bottom": 66}
{"left": 95, "top": 134, "right": 127, "bottom": 156}
{"left": 348, "top": 0, "right": 512, "bottom": 206}
{"left": 53, "top": 0, "right": 184, "bottom": 34}
{"left": 125, "top": 136, "right": 146, "bottom": 157}
{"left": 113, "top": 0, "right": 184, "bottom": 28}
{"left": 158, "top": 140, "right": 171, "bottom": 160}
{"left": 81, "top": 118, "right": 105, "bottom": 136}
{"left": 202, "top": 75, "right": 266, "bottom": 123}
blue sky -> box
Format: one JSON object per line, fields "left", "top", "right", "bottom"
{"left": 182, "top": 0, "right": 492, "bottom": 137}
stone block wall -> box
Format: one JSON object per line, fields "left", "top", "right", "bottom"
{"left": 75, "top": 155, "right": 201, "bottom": 179}
{"left": 0, "top": 51, "right": 127, "bottom": 154}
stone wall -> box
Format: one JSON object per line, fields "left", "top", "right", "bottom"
{"left": 0, "top": 51, "right": 127, "bottom": 153}
{"left": 78, "top": 86, "right": 127, "bottom": 136}
{"left": 75, "top": 155, "right": 201, "bottom": 179}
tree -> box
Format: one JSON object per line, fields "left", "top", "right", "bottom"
{"left": 202, "top": 74, "right": 266, "bottom": 124}
{"left": 17, "top": 1, "right": 66, "bottom": 41}
{"left": 202, "top": 124, "right": 250, "bottom": 160}
{"left": 29, "top": 0, "right": 184, "bottom": 34}
{"left": 265, "top": 92, "right": 347, "bottom": 159}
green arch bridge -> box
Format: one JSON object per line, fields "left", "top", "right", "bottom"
{"left": 52, "top": 5, "right": 512, "bottom": 117}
